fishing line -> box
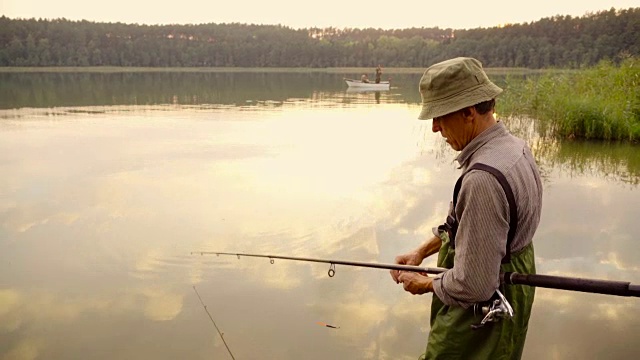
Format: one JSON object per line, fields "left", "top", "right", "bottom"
{"left": 193, "top": 286, "right": 236, "bottom": 360}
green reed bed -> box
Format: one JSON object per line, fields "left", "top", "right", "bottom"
{"left": 498, "top": 57, "right": 640, "bottom": 142}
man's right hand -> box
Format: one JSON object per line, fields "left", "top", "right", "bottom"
{"left": 390, "top": 235, "right": 442, "bottom": 284}
{"left": 390, "top": 251, "right": 424, "bottom": 283}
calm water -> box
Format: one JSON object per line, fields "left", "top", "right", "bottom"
{"left": 1, "top": 72, "right": 639, "bottom": 360}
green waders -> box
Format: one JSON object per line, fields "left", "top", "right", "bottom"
{"left": 420, "top": 231, "right": 536, "bottom": 360}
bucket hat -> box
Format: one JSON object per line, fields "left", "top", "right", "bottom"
{"left": 418, "top": 57, "right": 502, "bottom": 120}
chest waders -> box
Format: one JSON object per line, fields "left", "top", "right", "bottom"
{"left": 421, "top": 163, "right": 536, "bottom": 360}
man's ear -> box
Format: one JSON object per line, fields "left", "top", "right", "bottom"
{"left": 461, "top": 106, "right": 476, "bottom": 123}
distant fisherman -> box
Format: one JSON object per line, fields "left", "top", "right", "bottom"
{"left": 375, "top": 64, "right": 382, "bottom": 83}
{"left": 390, "top": 57, "right": 543, "bottom": 359}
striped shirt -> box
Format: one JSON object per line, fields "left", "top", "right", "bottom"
{"left": 431, "top": 121, "right": 543, "bottom": 308}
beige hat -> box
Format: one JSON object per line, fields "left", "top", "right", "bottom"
{"left": 418, "top": 57, "right": 502, "bottom": 120}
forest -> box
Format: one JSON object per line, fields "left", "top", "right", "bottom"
{"left": 0, "top": 7, "right": 638, "bottom": 69}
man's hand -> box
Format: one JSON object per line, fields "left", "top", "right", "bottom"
{"left": 390, "top": 251, "right": 424, "bottom": 283}
{"left": 390, "top": 235, "right": 442, "bottom": 286}
{"left": 397, "top": 272, "right": 434, "bottom": 295}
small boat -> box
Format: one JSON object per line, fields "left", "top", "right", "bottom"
{"left": 344, "top": 78, "right": 390, "bottom": 90}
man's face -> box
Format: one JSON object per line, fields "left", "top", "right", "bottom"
{"left": 432, "top": 109, "right": 473, "bottom": 151}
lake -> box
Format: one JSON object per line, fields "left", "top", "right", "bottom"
{"left": 1, "top": 71, "right": 639, "bottom": 360}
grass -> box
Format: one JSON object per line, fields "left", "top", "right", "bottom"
{"left": 498, "top": 56, "right": 640, "bottom": 142}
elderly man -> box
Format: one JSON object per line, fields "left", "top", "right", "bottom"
{"left": 390, "top": 57, "right": 543, "bottom": 359}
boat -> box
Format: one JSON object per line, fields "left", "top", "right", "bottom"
{"left": 344, "top": 78, "right": 390, "bottom": 90}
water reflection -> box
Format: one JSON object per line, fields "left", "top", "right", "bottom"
{"left": 345, "top": 88, "right": 386, "bottom": 104}
{"left": 0, "top": 105, "right": 432, "bottom": 359}
{"left": 535, "top": 137, "right": 640, "bottom": 185}
{"left": 0, "top": 72, "right": 639, "bottom": 360}
{"left": 500, "top": 116, "right": 640, "bottom": 185}
{"left": 0, "top": 72, "right": 421, "bottom": 110}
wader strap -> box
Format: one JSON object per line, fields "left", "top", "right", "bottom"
{"left": 450, "top": 163, "right": 518, "bottom": 263}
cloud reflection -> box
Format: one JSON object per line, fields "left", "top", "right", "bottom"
{"left": 2, "top": 338, "right": 43, "bottom": 360}
{"left": 140, "top": 287, "right": 184, "bottom": 321}
{"left": 0, "top": 289, "right": 22, "bottom": 332}
{"left": 3, "top": 102, "right": 640, "bottom": 359}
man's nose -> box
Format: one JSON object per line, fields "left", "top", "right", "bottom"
{"left": 432, "top": 119, "right": 441, "bottom": 133}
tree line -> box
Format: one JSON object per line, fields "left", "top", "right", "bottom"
{"left": 0, "top": 7, "right": 638, "bottom": 69}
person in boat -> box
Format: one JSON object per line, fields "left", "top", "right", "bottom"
{"left": 360, "top": 74, "right": 370, "bottom": 83}
{"left": 390, "top": 57, "right": 542, "bottom": 359}
{"left": 375, "top": 64, "right": 382, "bottom": 83}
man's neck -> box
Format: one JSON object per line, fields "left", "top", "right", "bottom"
{"left": 473, "top": 113, "right": 497, "bottom": 138}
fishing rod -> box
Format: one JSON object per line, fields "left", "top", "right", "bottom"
{"left": 193, "top": 251, "right": 640, "bottom": 298}
{"left": 194, "top": 251, "right": 447, "bottom": 277}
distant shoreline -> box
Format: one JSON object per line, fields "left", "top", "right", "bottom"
{"left": 0, "top": 66, "right": 547, "bottom": 75}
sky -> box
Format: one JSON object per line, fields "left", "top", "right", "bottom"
{"left": 1, "top": 0, "right": 638, "bottom": 30}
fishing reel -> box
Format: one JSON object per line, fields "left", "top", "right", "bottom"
{"left": 471, "top": 290, "right": 514, "bottom": 330}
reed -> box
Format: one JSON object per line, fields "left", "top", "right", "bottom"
{"left": 498, "top": 56, "right": 640, "bottom": 142}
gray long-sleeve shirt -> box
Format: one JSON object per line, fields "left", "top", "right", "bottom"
{"left": 431, "top": 121, "right": 543, "bottom": 308}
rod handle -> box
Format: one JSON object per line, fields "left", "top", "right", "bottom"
{"left": 503, "top": 272, "right": 640, "bottom": 297}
